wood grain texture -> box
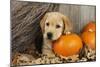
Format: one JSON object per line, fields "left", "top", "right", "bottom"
{"left": 59, "top": 4, "right": 96, "bottom": 33}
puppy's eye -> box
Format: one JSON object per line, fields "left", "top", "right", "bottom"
{"left": 56, "top": 25, "right": 61, "bottom": 28}
{"left": 46, "top": 23, "right": 49, "bottom": 26}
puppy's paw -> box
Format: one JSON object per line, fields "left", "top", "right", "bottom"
{"left": 43, "top": 49, "right": 55, "bottom": 58}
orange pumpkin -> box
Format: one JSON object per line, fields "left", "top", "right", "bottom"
{"left": 83, "top": 21, "right": 96, "bottom": 32}
{"left": 53, "top": 33, "right": 83, "bottom": 57}
{"left": 81, "top": 31, "right": 96, "bottom": 50}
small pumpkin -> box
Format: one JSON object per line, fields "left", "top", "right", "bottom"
{"left": 83, "top": 21, "right": 96, "bottom": 32}
{"left": 81, "top": 30, "right": 96, "bottom": 50}
{"left": 53, "top": 33, "right": 83, "bottom": 57}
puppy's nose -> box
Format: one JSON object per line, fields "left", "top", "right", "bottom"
{"left": 47, "top": 32, "right": 53, "bottom": 39}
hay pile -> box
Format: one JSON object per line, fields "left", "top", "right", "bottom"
{"left": 12, "top": 47, "right": 95, "bottom": 66}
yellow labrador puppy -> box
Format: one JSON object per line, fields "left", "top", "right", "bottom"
{"left": 40, "top": 12, "right": 72, "bottom": 57}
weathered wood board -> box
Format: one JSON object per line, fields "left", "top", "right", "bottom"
{"left": 59, "top": 4, "right": 96, "bottom": 33}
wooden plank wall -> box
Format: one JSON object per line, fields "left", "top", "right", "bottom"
{"left": 59, "top": 4, "right": 96, "bottom": 33}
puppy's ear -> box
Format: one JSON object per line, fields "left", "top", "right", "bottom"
{"left": 61, "top": 15, "right": 73, "bottom": 34}
{"left": 40, "top": 13, "right": 48, "bottom": 33}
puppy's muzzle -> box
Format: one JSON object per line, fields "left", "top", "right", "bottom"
{"left": 47, "top": 32, "right": 53, "bottom": 40}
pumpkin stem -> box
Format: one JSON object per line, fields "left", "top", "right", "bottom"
{"left": 66, "top": 31, "right": 71, "bottom": 35}
{"left": 88, "top": 29, "right": 94, "bottom": 32}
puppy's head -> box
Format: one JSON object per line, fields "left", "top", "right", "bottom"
{"left": 40, "top": 12, "right": 72, "bottom": 41}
